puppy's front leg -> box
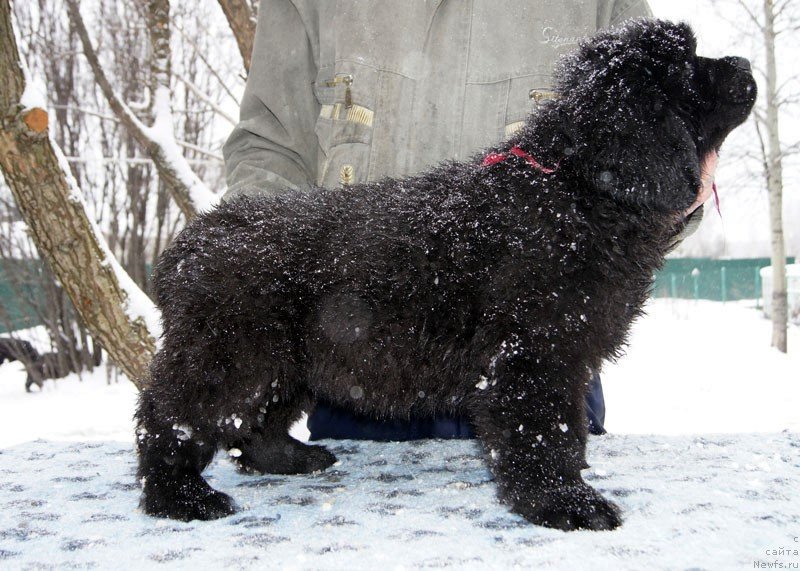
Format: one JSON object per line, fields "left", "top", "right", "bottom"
{"left": 470, "top": 355, "right": 621, "bottom": 531}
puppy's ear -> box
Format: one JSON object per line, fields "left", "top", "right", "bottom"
{"left": 586, "top": 110, "right": 700, "bottom": 212}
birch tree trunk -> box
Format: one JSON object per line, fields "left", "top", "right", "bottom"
{"left": 217, "top": 0, "right": 257, "bottom": 73}
{"left": 0, "top": 0, "right": 158, "bottom": 387}
{"left": 763, "top": 0, "right": 788, "bottom": 353}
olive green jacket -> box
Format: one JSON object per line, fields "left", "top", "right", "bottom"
{"left": 223, "top": 0, "right": 654, "bottom": 199}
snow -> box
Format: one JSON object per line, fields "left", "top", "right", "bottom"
{"left": 142, "top": 86, "right": 221, "bottom": 214}
{"left": 0, "top": 434, "right": 797, "bottom": 569}
{"left": 0, "top": 299, "right": 798, "bottom": 569}
{"left": 12, "top": 7, "right": 47, "bottom": 113}
{"left": 19, "top": 75, "right": 47, "bottom": 113}
{"left": 603, "top": 299, "right": 800, "bottom": 435}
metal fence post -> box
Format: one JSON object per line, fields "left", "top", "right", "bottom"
{"left": 755, "top": 267, "right": 761, "bottom": 308}
{"left": 721, "top": 266, "right": 727, "bottom": 303}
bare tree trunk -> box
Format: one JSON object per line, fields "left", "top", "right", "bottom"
{"left": 65, "top": 0, "right": 217, "bottom": 220}
{"left": 763, "top": 0, "right": 788, "bottom": 353}
{"left": 217, "top": 0, "right": 257, "bottom": 73}
{"left": 146, "top": 0, "right": 172, "bottom": 92}
{"left": 0, "top": 0, "right": 157, "bottom": 387}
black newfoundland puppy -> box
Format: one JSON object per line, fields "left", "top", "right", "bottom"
{"left": 136, "top": 20, "right": 755, "bottom": 530}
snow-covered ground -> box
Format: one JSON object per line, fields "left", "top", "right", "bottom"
{"left": 0, "top": 299, "right": 798, "bottom": 569}
{"left": 604, "top": 299, "right": 800, "bottom": 435}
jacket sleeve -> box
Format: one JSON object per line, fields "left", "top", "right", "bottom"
{"left": 222, "top": 0, "right": 320, "bottom": 201}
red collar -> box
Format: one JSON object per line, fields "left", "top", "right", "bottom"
{"left": 483, "top": 148, "right": 721, "bottom": 215}
{"left": 482, "top": 146, "right": 558, "bottom": 174}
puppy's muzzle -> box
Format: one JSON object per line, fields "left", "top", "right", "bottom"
{"left": 718, "top": 56, "right": 757, "bottom": 105}
{"left": 728, "top": 56, "right": 751, "bottom": 72}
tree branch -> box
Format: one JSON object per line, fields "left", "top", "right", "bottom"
{"left": 735, "top": 0, "right": 766, "bottom": 32}
{"left": 65, "top": 0, "right": 218, "bottom": 218}
{"left": 171, "top": 19, "right": 242, "bottom": 105}
{"left": 216, "top": 0, "right": 256, "bottom": 73}
{"left": 173, "top": 71, "right": 237, "bottom": 126}
{"left": 175, "top": 139, "right": 224, "bottom": 162}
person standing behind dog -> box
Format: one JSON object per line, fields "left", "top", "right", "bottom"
{"left": 223, "top": 0, "right": 671, "bottom": 440}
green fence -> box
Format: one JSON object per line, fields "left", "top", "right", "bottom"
{"left": 0, "top": 259, "right": 46, "bottom": 334}
{"left": 652, "top": 257, "right": 795, "bottom": 302}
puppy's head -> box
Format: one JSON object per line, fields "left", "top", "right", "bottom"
{"left": 553, "top": 20, "right": 756, "bottom": 212}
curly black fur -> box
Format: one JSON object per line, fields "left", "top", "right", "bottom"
{"left": 136, "top": 20, "right": 755, "bottom": 530}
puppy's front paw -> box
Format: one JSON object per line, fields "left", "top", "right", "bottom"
{"left": 512, "top": 483, "right": 621, "bottom": 531}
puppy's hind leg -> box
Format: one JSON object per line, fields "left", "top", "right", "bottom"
{"left": 135, "top": 357, "right": 236, "bottom": 521}
{"left": 230, "top": 389, "right": 337, "bottom": 475}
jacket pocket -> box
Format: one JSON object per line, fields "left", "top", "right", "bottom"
{"left": 315, "top": 67, "right": 377, "bottom": 187}
{"left": 315, "top": 67, "right": 377, "bottom": 146}
{"left": 318, "top": 101, "right": 375, "bottom": 146}
{"left": 461, "top": 78, "right": 560, "bottom": 155}
{"left": 317, "top": 141, "right": 372, "bottom": 188}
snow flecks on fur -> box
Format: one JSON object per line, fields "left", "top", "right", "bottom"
{"left": 172, "top": 424, "right": 193, "bottom": 441}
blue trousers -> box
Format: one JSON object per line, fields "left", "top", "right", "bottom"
{"left": 308, "top": 372, "right": 607, "bottom": 441}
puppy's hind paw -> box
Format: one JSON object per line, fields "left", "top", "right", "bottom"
{"left": 303, "top": 444, "right": 338, "bottom": 473}
{"left": 513, "top": 483, "right": 622, "bottom": 531}
{"left": 235, "top": 440, "right": 338, "bottom": 475}
{"left": 140, "top": 476, "right": 237, "bottom": 522}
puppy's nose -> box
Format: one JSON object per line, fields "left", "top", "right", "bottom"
{"left": 728, "top": 57, "right": 751, "bottom": 72}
